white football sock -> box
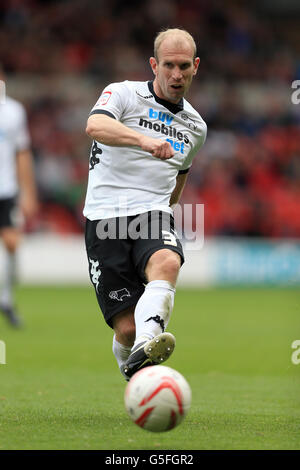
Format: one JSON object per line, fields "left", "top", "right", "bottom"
{"left": 112, "top": 334, "right": 131, "bottom": 369}
{"left": 133, "top": 280, "right": 175, "bottom": 348}
{"left": 0, "top": 250, "right": 16, "bottom": 307}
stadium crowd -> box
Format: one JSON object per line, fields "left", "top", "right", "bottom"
{"left": 1, "top": 0, "right": 299, "bottom": 237}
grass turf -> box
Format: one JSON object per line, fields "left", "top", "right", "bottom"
{"left": 0, "top": 286, "right": 299, "bottom": 450}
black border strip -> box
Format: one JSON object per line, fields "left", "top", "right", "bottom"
{"left": 178, "top": 167, "right": 190, "bottom": 175}
{"left": 89, "top": 110, "right": 116, "bottom": 119}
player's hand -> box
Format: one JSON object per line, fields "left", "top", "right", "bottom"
{"left": 19, "top": 194, "right": 39, "bottom": 220}
{"left": 140, "top": 137, "right": 175, "bottom": 160}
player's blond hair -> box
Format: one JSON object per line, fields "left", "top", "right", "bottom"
{"left": 154, "top": 28, "right": 197, "bottom": 62}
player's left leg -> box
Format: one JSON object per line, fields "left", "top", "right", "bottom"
{"left": 0, "top": 227, "right": 22, "bottom": 327}
{"left": 122, "top": 211, "right": 184, "bottom": 379}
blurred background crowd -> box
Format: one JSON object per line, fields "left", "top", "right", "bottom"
{"left": 1, "top": 0, "right": 299, "bottom": 238}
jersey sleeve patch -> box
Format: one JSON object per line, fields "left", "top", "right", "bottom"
{"left": 96, "top": 91, "right": 112, "bottom": 106}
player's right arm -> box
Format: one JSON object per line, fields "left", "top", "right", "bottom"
{"left": 86, "top": 114, "right": 174, "bottom": 161}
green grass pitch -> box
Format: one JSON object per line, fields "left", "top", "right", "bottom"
{"left": 0, "top": 286, "right": 299, "bottom": 450}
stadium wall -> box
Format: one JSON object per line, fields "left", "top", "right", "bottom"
{"left": 1, "top": 235, "right": 299, "bottom": 286}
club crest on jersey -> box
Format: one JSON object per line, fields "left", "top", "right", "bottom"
{"left": 109, "top": 288, "right": 131, "bottom": 302}
{"left": 181, "top": 113, "right": 197, "bottom": 131}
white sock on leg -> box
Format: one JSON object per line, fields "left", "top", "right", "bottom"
{"left": 112, "top": 334, "right": 132, "bottom": 370}
{"left": 133, "top": 280, "right": 175, "bottom": 348}
{"left": 0, "top": 251, "right": 16, "bottom": 307}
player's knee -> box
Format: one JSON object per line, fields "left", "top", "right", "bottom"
{"left": 6, "top": 240, "right": 18, "bottom": 253}
{"left": 146, "top": 249, "right": 181, "bottom": 281}
{"left": 1, "top": 230, "right": 19, "bottom": 253}
{"left": 162, "top": 255, "right": 181, "bottom": 279}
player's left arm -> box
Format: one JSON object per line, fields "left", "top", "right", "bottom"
{"left": 169, "top": 122, "right": 207, "bottom": 207}
{"left": 16, "top": 149, "right": 39, "bottom": 219}
{"left": 169, "top": 172, "right": 189, "bottom": 208}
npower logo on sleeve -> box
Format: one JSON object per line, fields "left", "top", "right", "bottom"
{"left": 96, "top": 91, "right": 112, "bottom": 106}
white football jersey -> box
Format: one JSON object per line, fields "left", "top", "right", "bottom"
{"left": 83, "top": 80, "right": 207, "bottom": 220}
{"left": 0, "top": 96, "right": 31, "bottom": 199}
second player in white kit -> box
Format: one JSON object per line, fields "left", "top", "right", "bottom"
{"left": 0, "top": 64, "right": 38, "bottom": 327}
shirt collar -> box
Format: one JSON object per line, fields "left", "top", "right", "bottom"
{"left": 148, "top": 81, "right": 184, "bottom": 115}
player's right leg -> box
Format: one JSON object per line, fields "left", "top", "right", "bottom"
{"left": 111, "top": 306, "right": 136, "bottom": 380}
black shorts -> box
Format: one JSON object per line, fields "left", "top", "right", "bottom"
{"left": 0, "top": 197, "right": 17, "bottom": 229}
{"left": 85, "top": 210, "right": 184, "bottom": 328}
